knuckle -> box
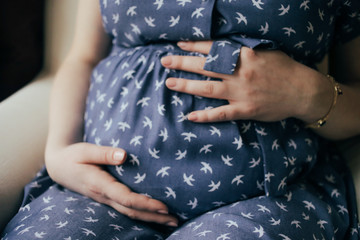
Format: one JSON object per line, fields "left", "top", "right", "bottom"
{"left": 177, "top": 79, "right": 186, "bottom": 91}
{"left": 92, "top": 194, "right": 109, "bottom": 206}
{"left": 88, "top": 182, "right": 104, "bottom": 197}
{"left": 103, "top": 149, "right": 113, "bottom": 164}
{"left": 102, "top": 151, "right": 109, "bottom": 163}
{"left": 126, "top": 210, "right": 138, "bottom": 220}
{"left": 173, "top": 57, "right": 181, "bottom": 69}
{"left": 243, "top": 103, "right": 258, "bottom": 117}
{"left": 92, "top": 179, "right": 116, "bottom": 200}
{"left": 217, "top": 111, "right": 227, "bottom": 121}
{"left": 226, "top": 108, "right": 237, "bottom": 120}
{"left": 176, "top": 56, "right": 187, "bottom": 69}
{"left": 195, "top": 59, "right": 205, "bottom": 72}
{"left": 120, "top": 195, "right": 134, "bottom": 209}
{"left": 242, "top": 47, "right": 256, "bottom": 60}
{"left": 243, "top": 87, "right": 255, "bottom": 98}
{"left": 198, "top": 112, "right": 209, "bottom": 122}
{"left": 242, "top": 68, "right": 255, "bottom": 82}
{"left": 204, "top": 82, "right": 215, "bottom": 96}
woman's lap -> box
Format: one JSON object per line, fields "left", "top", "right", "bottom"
{"left": 2, "top": 162, "right": 359, "bottom": 240}
{"left": 1, "top": 171, "right": 169, "bottom": 240}
{"left": 168, "top": 184, "right": 352, "bottom": 239}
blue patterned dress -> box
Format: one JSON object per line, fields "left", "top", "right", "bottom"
{"left": 2, "top": 0, "right": 360, "bottom": 239}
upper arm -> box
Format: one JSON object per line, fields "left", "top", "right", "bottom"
{"left": 67, "top": 0, "right": 111, "bottom": 66}
{"left": 329, "top": 36, "right": 360, "bottom": 86}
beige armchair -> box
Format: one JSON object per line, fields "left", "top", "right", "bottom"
{"left": 0, "top": 0, "right": 78, "bottom": 230}
{"left": 0, "top": 0, "right": 359, "bottom": 232}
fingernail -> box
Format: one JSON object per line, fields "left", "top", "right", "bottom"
{"left": 157, "top": 210, "right": 168, "bottom": 214}
{"left": 187, "top": 112, "right": 198, "bottom": 121}
{"left": 113, "top": 151, "right": 125, "bottom": 163}
{"left": 161, "top": 56, "right": 172, "bottom": 66}
{"left": 166, "top": 222, "right": 178, "bottom": 227}
{"left": 177, "top": 41, "right": 187, "bottom": 48}
{"left": 165, "top": 78, "right": 176, "bottom": 88}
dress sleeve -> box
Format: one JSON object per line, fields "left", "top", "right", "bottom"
{"left": 333, "top": 0, "right": 360, "bottom": 45}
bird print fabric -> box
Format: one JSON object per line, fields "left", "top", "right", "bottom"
{"left": 2, "top": 0, "right": 360, "bottom": 239}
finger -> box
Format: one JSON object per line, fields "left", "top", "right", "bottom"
{"left": 108, "top": 201, "right": 178, "bottom": 226}
{"left": 166, "top": 78, "right": 229, "bottom": 100}
{"left": 161, "top": 55, "right": 225, "bottom": 79}
{"left": 83, "top": 166, "right": 169, "bottom": 213}
{"left": 188, "top": 105, "right": 244, "bottom": 122}
{"left": 177, "top": 40, "right": 213, "bottom": 54}
{"left": 74, "top": 143, "right": 127, "bottom": 165}
{"left": 83, "top": 167, "right": 178, "bottom": 225}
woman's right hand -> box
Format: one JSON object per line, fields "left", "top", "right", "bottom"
{"left": 45, "top": 142, "right": 178, "bottom": 227}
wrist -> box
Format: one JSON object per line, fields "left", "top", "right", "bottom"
{"left": 293, "top": 70, "right": 334, "bottom": 125}
{"left": 45, "top": 138, "right": 81, "bottom": 163}
{"left": 304, "top": 75, "right": 343, "bottom": 128}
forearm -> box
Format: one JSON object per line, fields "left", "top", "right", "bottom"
{"left": 45, "top": 57, "right": 94, "bottom": 154}
{"left": 45, "top": 0, "right": 110, "bottom": 155}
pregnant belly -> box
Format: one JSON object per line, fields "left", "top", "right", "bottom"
{"left": 109, "top": 119, "right": 264, "bottom": 220}
{"left": 86, "top": 86, "right": 264, "bottom": 219}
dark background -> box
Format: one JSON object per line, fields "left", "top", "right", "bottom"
{"left": 0, "top": 0, "right": 45, "bottom": 102}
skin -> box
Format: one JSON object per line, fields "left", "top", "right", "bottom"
{"left": 45, "top": 0, "right": 360, "bottom": 226}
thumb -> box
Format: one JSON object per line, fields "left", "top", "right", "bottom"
{"left": 75, "top": 143, "right": 127, "bottom": 165}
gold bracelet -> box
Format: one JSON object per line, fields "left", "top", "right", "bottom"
{"left": 305, "top": 75, "right": 343, "bottom": 129}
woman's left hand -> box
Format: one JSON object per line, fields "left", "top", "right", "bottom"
{"left": 161, "top": 41, "right": 331, "bottom": 123}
